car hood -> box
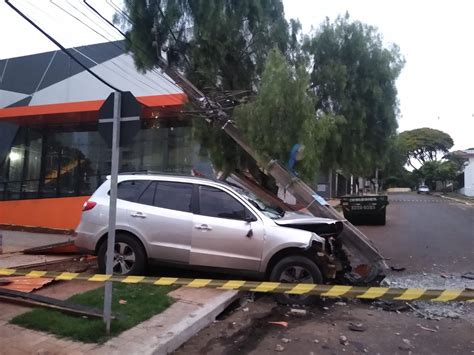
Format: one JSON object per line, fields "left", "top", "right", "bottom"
{"left": 274, "top": 211, "right": 340, "bottom": 226}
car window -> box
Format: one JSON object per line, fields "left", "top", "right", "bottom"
{"left": 198, "top": 185, "right": 248, "bottom": 220}
{"left": 137, "top": 182, "right": 156, "bottom": 205}
{"left": 154, "top": 182, "right": 193, "bottom": 213}
{"left": 117, "top": 180, "right": 150, "bottom": 202}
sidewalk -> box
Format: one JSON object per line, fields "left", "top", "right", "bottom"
{"left": 441, "top": 193, "right": 474, "bottom": 205}
{"left": 0, "top": 286, "right": 239, "bottom": 354}
{"left": 0, "top": 230, "right": 241, "bottom": 354}
{"left": 0, "top": 230, "right": 75, "bottom": 269}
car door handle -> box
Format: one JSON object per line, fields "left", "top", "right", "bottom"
{"left": 131, "top": 212, "right": 146, "bottom": 218}
{"left": 195, "top": 224, "right": 212, "bottom": 231}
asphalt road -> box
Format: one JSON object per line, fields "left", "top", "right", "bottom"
{"left": 174, "top": 193, "right": 474, "bottom": 355}
{"left": 358, "top": 193, "right": 474, "bottom": 274}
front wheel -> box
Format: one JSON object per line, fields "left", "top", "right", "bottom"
{"left": 269, "top": 255, "right": 323, "bottom": 305}
{"left": 98, "top": 233, "right": 147, "bottom": 275}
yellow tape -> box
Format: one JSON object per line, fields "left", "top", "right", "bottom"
{"left": 394, "top": 288, "right": 426, "bottom": 301}
{"left": 219, "top": 280, "right": 246, "bottom": 290}
{"left": 122, "top": 276, "right": 145, "bottom": 284}
{"left": 321, "top": 285, "right": 352, "bottom": 297}
{"left": 26, "top": 271, "right": 47, "bottom": 278}
{"left": 286, "top": 284, "right": 315, "bottom": 294}
{"left": 0, "top": 268, "right": 472, "bottom": 303}
{"left": 357, "top": 287, "right": 388, "bottom": 299}
{"left": 187, "top": 279, "right": 212, "bottom": 288}
{"left": 432, "top": 289, "right": 463, "bottom": 302}
{"left": 154, "top": 277, "right": 178, "bottom": 286}
{"left": 88, "top": 274, "right": 111, "bottom": 282}
{"left": 55, "top": 272, "right": 79, "bottom": 281}
{"left": 251, "top": 282, "right": 280, "bottom": 293}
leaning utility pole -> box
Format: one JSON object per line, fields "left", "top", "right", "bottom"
{"left": 152, "top": 48, "right": 388, "bottom": 283}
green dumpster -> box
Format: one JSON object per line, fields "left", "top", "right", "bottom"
{"left": 340, "top": 194, "right": 389, "bottom": 225}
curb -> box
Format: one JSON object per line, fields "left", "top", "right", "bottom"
{"left": 440, "top": 195, "right": 474, "bottom": 205}
{"left": 93, "top": 288, "right": 240, "bottom": 355}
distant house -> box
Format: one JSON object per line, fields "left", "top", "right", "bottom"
{"left": 454, "top": 148, "right": 474, "bottom": 197}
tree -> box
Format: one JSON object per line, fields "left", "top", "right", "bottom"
{"left": 304, "top": 14, "right": 404, "bottom": 176}
{"left": 398, "top": 128, "right": 454, "bottom": 170}
{"left": 120, "top": 0, "right": 289, "bottom": 91}
{"left": 418, "top": 160, "right": 457, "bottom": 191}
{"left": 233, "top": 49, "right": 336, "bottom": 181}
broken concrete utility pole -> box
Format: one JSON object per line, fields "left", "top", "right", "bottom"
{"left": 153, "top": 56, "right": 388, "bottom": 283}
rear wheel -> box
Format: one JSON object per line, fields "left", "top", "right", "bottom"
{"left": 98, "top": 233, "right": 146, "bottom": 275}
{"left": 269, "top": 255, "right": 323, "bottom": 305}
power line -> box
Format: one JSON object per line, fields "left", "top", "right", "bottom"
{"left": 5, "top": 0, "right": 122, "bottom": 92}
{"left": 49, "top": 0, "right": 178, "bottom": 96}
{"left": 90, "top": 0, "right": 185, "bottom": 91}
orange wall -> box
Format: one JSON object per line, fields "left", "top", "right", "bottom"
{"left": 0, "top": 196, "right": 90, "bottom": 230}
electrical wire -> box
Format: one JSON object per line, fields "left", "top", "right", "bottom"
{"left": 49, "top": 0, "right": 177, "bottom": 96}
{"left": 93, "top": 0, "right": 187, "bottom": 91}
{"left": 25, "top": 0, "right": 184, "bottom": 105}
{"left": 5, "top": 0, "right": 121, "bottom": 92}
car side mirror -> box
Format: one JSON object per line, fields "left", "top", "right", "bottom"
{"left": 245, "top": 215, "right": 257, "bottom": 223}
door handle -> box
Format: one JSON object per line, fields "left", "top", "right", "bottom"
{"left": 131, "top": 212, "right": 146, "bottom": 218}
{"left": 195, "top": 224, "right": 212, "bottom": 231}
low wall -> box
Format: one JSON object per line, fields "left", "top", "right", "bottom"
{"left": 0, "top": 196, "right": 89, "bottom": 230}
{"left": 386, "top": 187, "right": 412, "bottom": 193}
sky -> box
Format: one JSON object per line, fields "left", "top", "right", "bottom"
{"left": 1, "top": 0, "right": 473, "bottom": 150}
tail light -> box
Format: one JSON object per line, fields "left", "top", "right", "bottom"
{"left": 82, "top": 201, "right": 97, "bottom": 211}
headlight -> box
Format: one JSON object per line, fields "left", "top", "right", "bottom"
{"left": 309, "top": 232, "right": 325, "bottom": 251}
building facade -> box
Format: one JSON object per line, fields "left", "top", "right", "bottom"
{"left": 0, "top": 41, "right": 208, "bottom": 230}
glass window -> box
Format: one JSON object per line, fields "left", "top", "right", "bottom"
{"left": 154, "top": 182, "right": 193, "bottom": 212}
{"left": 198, "top": 186, "right": 247, "bottom": 220}
{"left": 117, "top": 180, "right": 149, "bottom": 202}
{"left": 137, "top": 182, "right": 156, "bottom": 206}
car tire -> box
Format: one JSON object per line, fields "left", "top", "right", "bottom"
{"left": 98, "top": 233, "right": 147, "bottom": 275}
{"left": 269, "top": 255, "right": 323, "bottom": 305}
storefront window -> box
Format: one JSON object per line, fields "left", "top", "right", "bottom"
{"left": 0, "top": 118, "right": 203, "bottom": 201}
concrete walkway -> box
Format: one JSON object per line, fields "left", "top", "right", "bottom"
{"left": 0, "top": 230, "right": 74, "bottom": 269}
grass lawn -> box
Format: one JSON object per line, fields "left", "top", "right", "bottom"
{"left": 11, "top": 283, "right": 173, "bottom": 343}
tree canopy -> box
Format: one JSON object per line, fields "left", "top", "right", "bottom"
{"left": 234, "top": 49, "right": 338, "bottom": 180}
{"left": 119, "top": 4, "right": 405, "bottom": 183}
{"left": 304, "top": 14, "right": 404, "bottom": 175}
{"left": 120, "top": 0, "right": 289, "bottom": 91}
{"left": 398, "top": 127, "right": 454, "bottom": 170}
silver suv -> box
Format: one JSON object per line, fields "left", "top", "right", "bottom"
{"left": 75, "top": 174, "right": 346, "bottom": 304}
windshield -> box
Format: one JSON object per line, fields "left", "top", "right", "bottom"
{"left": 236, "top": 189, "right": 285, "bottom": 219}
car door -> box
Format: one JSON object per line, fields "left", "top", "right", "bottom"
{"left": 126, "top": 180, "right": 194, "bottom": 264}
{"left": 190, "top": 184, "right": 265, "bottom": 271}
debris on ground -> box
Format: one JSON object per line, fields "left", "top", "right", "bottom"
{"left": 390, "top": 266, "right": 406, "bottom": 272}
{"left": 399, "top": 338, "right": 414, "bottom": 351}
{"left": 335, "top": 301, "right": 347, "bottom": 306}
{"left": 22, "top": 241, "right": 78, "bottom": 255}
{"left": 0, "top": 288, "right": 113, "bottom": 319}
{"left": 0, "top": 276, "right": 53, "bottom": 293}
{"left": 269, "top": 321, "right": 288, "bottom": 327}
{"left": 281, "top": 338, "right": 290, "bottom": 343}
{"left": 275, "top": 344, "right": 285, "bottom": 352}
{"left": 242, "top": 307, "right": 249, "bottom": 312}
{"left": 339, "top": 335, "right": 349, "bottom": 346}
{"left": 461, "top": 272, "right": 474, "bottom": 280}
{"left": 384, "top": 273, "right": 474, "bottom": 323}
{"left": 416, "top": 324, "right": 437, "bottom": 332}
{"left": 348, "top": 322, "right": 367, "bottom": 332}
{"left": 119, "top": 299, "right": 127, "bottom": 305}
{"left": 290, "top": 308, "right": 307, "bottom": 316}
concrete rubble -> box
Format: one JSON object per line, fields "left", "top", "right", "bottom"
{"left": 384, "top": 273, "right": 474, "bottom": 323}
